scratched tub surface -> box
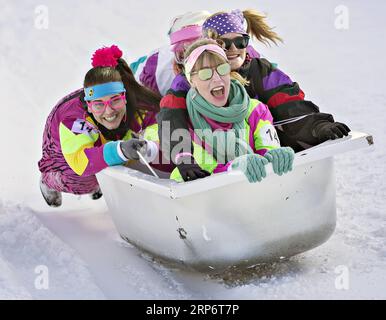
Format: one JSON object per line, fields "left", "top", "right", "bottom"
{"left": 97, "top": 132, "right": 373, "bottom": 270}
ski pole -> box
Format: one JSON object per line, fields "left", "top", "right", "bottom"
{"left": 136, "top": 151, "right": 159, "bottom": 178}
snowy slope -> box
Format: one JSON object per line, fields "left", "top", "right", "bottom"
{"left": 0, "top": 0, "right": 385, "bottom": 299}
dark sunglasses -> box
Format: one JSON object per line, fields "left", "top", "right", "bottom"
{"left": 221, "top": 35, "right": 250, "bottom": 50}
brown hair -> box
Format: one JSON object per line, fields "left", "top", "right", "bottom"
{"left": 84, "top": 58, "right": 161, "bottom": 112}
{"left": 184, "top": 39, "right": 249, "bottom": 86}
{"left": 83, "top": 58, "right": 161, "bottom": 139}
{"left": 204, "top": 9, "right": 282, "bottom": 46}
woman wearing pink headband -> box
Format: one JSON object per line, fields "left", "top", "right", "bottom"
{"left": 130, "top": 10, "right": 260, "bottom": 96}
{"left": 169, "top": 39, "right": 295, "bottom": 183}
{"left": 130, "top": 11, "right": 211, "bottom": 96}
{"left": 38, "top": 45, "right": 162, "bottom": 207}
{"left": 159, "top": 9, "right": 350, "bottom": 181}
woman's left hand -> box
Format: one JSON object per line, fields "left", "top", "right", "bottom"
{"left": 264, "top": 147, "right": 295, "bottom": 176}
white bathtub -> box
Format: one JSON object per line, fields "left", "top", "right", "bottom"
{"left": 96, "top": 131, "right": 373, "bottom": 270}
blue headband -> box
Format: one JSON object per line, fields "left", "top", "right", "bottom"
{"left": 84, "top": 81, "right": 126, "bottom": 101}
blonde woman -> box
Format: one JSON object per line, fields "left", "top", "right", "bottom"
{"left": 159, "top": 9, "right": 350, "bottom": 181}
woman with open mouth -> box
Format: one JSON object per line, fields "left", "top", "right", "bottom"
{"left": 38, "top": 45, "right": 161, "bottom": 207}
{"left": 130, "top": 10, "right": 260, "bottom": 96}
{"left": 158, "top": 9, "right": 350, "bottom": 182}
{"left": 169, "top": 39, "right": 295, "bottom": 183}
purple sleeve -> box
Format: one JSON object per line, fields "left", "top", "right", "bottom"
{"left": 262, "top": 69, "right": 293, "bottom": 92}
{"left": 246, "top": 45, "right": 260, "bottom": 59}
{"left": 82, "top": 146, "right": 109, "bottom": 177}
{"left": 170, "top": 73, "right": 191, "bottom": 92}
{"left": 139, "top": 53, "right": 160, "bottom": 94}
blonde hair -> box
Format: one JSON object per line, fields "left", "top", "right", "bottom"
{"left": 204, "top": 9, "right": 282, "bottom": 46}
{"left": 184, "top": 39, "right": 249, "bottom": 86}
{"left": 243, "top": 9, "right": 282, "bottom": 45}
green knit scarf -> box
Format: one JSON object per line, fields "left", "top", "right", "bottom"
{"left": 186, "top": 79, "right": 253, "bottom": 163}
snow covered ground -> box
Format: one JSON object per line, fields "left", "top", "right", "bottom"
{"left": 0, "top": 0, "right": 385, "bottom": 299}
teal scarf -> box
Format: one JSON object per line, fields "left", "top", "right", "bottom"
{"left": 186, "top": 80, "right": 253, "bottom": 163}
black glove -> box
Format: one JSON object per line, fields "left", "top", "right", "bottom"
{"left": 120, "top": 139, "right": 147, "bottom": 160}
{"left": 176, "top": 156, "right": 211, "bottom": 182}
{"left": 313, "top": 121, "right": 351, "bottom": 143}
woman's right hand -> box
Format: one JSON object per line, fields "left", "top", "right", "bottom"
{"left": 232, "top": 154, "right": 269, "bottom": 183}
{"left": 176, "top": 155, "right": 211, "bottom": 182}
{"left": 120, "top": 139, "right": 147, "bottom": 160}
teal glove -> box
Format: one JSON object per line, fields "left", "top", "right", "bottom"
{"left": 232, "top": 154, "right": 269, "bottom": 183}
{"left": 264, "top": 147, "right": 295, "bottom": 176}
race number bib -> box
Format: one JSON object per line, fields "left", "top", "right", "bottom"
{"left": 259, "top": 123, "right": 280, "bottom": 147}
{"left": 71, "top": 119, "right": 98, "bottom": 135}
